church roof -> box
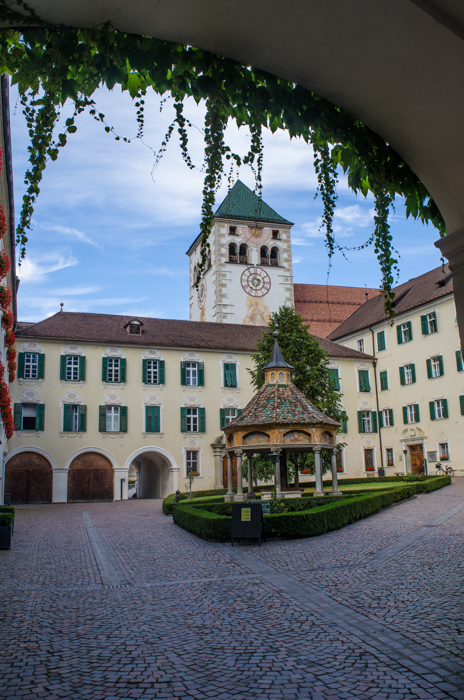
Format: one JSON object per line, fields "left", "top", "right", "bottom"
{"left": 224, "top": 380, "right": 339, "bottom": 429}
{"left": 214, "top": 180, "right": 293, "bottom": 225}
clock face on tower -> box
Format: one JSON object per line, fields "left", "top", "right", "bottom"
{"left": 241, "top": 267, "right": 271, "bottom": 297}
{"left": 197, "top": 278, "right": 207, "bottom": 308}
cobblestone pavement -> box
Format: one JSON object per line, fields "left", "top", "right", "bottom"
{"left": 1, "top": 482, "right": 464, "bottom": 700}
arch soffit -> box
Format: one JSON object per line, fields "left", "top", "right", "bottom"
{"left": 64, "top": 447, "right": 119, "bottom": 471}
{"left": 6, "top": 446, "right": 58, "bottom": 471}
{"left": 124, "top": 446, "right": 178, "bottom": 471}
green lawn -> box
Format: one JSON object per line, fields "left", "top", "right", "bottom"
{"left": 301, "top": 481, "right": 407, "bottom": 493}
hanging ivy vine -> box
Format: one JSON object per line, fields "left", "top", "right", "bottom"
{"left": 0, "top": 0, "right": 447, "bottom": 315}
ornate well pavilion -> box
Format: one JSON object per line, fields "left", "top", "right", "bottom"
{"left": 223, "top": 333, "right": 342, "bottom": 501}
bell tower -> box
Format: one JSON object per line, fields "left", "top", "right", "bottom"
{"left": 187, "top": 181, "right": 295, "bottom": 325}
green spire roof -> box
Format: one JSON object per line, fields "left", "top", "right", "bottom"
{"left": 214, "top": 180, "right": 293, "bottom": 225}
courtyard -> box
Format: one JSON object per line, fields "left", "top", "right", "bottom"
{"left": 0, "top": 481, "right": 464, "bottom": 700}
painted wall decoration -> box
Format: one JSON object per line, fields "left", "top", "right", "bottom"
{"left": 283, "top": 430, "right": 312, "bottom": 444}
{"left": 243, "top": 431, "right": 270, "bottom": 445}
{"left": 198, "top": 278, "right": 207, "bottom": 309}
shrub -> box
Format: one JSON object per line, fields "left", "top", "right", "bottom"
{"left": 0, "top": 512, "right": 13, "bottom": 526}
{"left": 0, "top": 505, "right": 15, "bottom": 516}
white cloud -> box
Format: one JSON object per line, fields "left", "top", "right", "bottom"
{"left": 47, "top": 224, "right": 102, "bottom": 248}
{"left": 292, "top": 256, "right": 304, "bottom": 264}
{"left": 18, "top": 253, "right": 78, "bottom": 283}
{"left": 334, "top": 205, "right": 374, "bottom": 227}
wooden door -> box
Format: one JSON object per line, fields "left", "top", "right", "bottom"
{"left": 222, "top": 454, "right": 237, "bottom": 488}
{"left": 409, "top": 444, "right": 424, "bottom": 474}
{"left": 68, "top": 452, "right": 113, "bottom": 502}
{"left": 5, "top": 452, "right": 53, "bottom": 504}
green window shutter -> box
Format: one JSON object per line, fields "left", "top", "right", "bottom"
{"left": 198, "top": 407, "right": 206, "bottom": 432}
{"left": 411, "top": 364, "right": 416, "bottom": 383}
{"left": 237, "top": 409, "right": 242, "bottom": 416}
{"left": 102, "top": 357, "right": 108, "bottom": 382}
{"left": 456, "top": 350, "right": 463, "bottom": 372}
{"left": 220, "top": 408, "right": 226, "bottom": 429}
{"left": 158, "top": 360, "right": 165, "bottom": 384}
{"left": 399, "top": 366, "right": 406, "bottom": 385}
{"left": 17, "top": 353, "right": 25, "bottom": 379}
{"left": 78, "top": 356, "right": 86, "bottom": 381}
{"left": 380, "top": 371, "right": 388, "bottom": 391}
{"left": 421, "top": 314, "right": 429, "bottom": 335}
{"left": 414, "top": 404, "right": 420, "bottom": 422}
{"left": 36, "top": 404, "right": 45, "bottom": 431}
{"left": 119, "top": 406, "right": 128, "bottom": 432}
{"left": 227, "top": 363, "right": 237, "bottom": 387}
{"left": 379, "top": 410, "right": 384, "bottom": 428}
{"left": 329, "top": 368, "right": 340, "bottom": 391}
{"left": 63, "top": 404, "right": 73, "bottom": 431}
{"left": 443, "top": 398, "right": 449, "bottom": 418}
{"left": 460, "top": 395, "right": 464, "bottom": 415}
{"left": 99, "top": 406, "right": 106, "bottom": 432}
{"left": 153, "top": 405, "right": 160, "bottom": 432}
{"left": 429, "top": 401, "right": 436, "bottom": 421}
{"left": 407, "top": 321, "right": 413, "bottom": 341}
{"left": 60, "top": 355, "right": 67, "bottom": 380}
{"left": 79, "top": 405, "right": 87, "bottom": 432}
{"left": 339, "top": 411, "right": 348, "bottom": 433}
{"left": 438, "top": 356, "right": 444, "bottom": 376}
{"left": 372, "top": 411, "right": 378, "bottom": 433}
{"left": 402, "top": 406, "right": 408, "bottom": 424}
{"left": 389, "top": 408, "right": 394, "bottom": 426}
{"left": 396, "top": 325, "right": 403, "bottom": 344}
{"left": 180, "top": 407, "right": 187, "bottom": 432}
{"left": 146, "top": 405, "right": 160, "bottom": 432}
{"left": 357, "top": 411, "right": 364, "bottom": 433}
{"left": 142, "top": 359, "right": 148, "bottom": 384}
{"left": 198, "top": 362, "right": 205, "bottom": 386}
{"left": 37, "top": 354, "right": 45, "bottom": 380}
{"left": 426, "top": 359, "right": 432, "bottom": 379}
{"left": 432, "top": 311, "right": 438, "bottom": 331}
{"left": 14, "top": 403, "right": 22, "bottom": 430}
{"left": 377, "top": 331, "right": 386, "bottom": 351}
{"left": 120, "top": 358, "right": 126, "bottom": 383}
{"left": 358, "top": 370, "right": 370, "bottom": 392}
{"left": 180, "top": 362, "right": 186, "bottom": 386}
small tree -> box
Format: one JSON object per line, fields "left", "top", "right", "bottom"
{"left": 185, "top": 470, "right": 199, "bottom": 499}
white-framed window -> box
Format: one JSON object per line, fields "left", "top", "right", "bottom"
{"left": 186, "top": 362, "right": 198, "bottom": 386}
{"left": 186, "top": 407, "right": 198, "bottom": 432}
{"left": 225, "top": 408, "right": 237, "bottom": 424}
{"left": 401, "top": 323, "right": 411, "bottom": 343}
{"left": 186, "top": 450, "right": 199, "bottom": 475}
{"left": 364, "top": 448, "right": 375, "bottom": 472}
{"left": 357, "top": 338, "right": 365, "bottom": 353}
{"left": 24, "top": 353, "right": 38, "bottom": 379}
{"left": 386, "top": 447, "right": 394, "bottom": 467}
{"left": 146, "top": 360, "right": 158, "bottom": 384}
{"left": 106, "top": 405, "right": 120, "bottom": 432}
{"left": 431, "top": 356, "right": 441, "bottom": 377}
{"left": 407, "top": 405, "right": 416, "bottom": 423}
{"left": 71, "top": 405, "right": 79, "bottom": 431}
{"left": 427, "top": 312, "right": 438, "bottom": 334}
{"left": 362, "top": 411, "right": 372, "bottom": 432}
{"left": 22, "top": 403, "right": 38, "bottom": 430}
{"left": 382, "top": 409, "right": 391, "bottom": 427}
{"left": 404, "top": 364, "right": 414, "bottom": 384}
{"left": 108, "top": 358, "right": 120, "bottom": 383}
{"left": 66, "top": 355, "right": 79, "bottom": 381}
{"left": 438, "top": 442, "right": 449, "bottom": 460}
{"left": 435, "top": 399, "right": 446, "bottom": 419}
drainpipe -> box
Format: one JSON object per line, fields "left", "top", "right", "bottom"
{"left": 370, "top": 328, "right": 384, "bottom": 470}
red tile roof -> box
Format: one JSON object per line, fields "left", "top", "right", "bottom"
{"left": 294, "top": 283, "right": 381, "bottom": 337}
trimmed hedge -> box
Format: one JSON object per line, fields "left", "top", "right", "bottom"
{"left": 171, "top": 476, "right": 450, "bottom": 541}
{"left": 163, "top": 494, "right": 226, "bottom": 515}
{"left": 0, "top": 505, "right": 15, "bottom": 516}
{"left": 0, "top": 512, "right": 13, "bottom": 526}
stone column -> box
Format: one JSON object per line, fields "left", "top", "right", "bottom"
{"left": 294, "top": 461, "right": 300, "bottom": 489}
{"left": 436, "top": 230, "right": 464, "bottom": 344}
{"left": 280, "top": 450, "right": 288, "bottom": 492}
{"left": 225, "top": 452, "right": 234, "bottom": 502}
{"left": 331, "top": 449, "right": 341, "bottom": 495}
{"left": 314, "top": 448, "right": 324, "bottom": 497}
{"left": 235, "top": 450, "right": 245, "bottom": 501}
{"left": 246, "top": 451, "right": 255, "bottom": 500}
{"left": 212, "top": 445, "right": 224, "bottom": 489}
{"left": 274, "top": 449, "right": 282, "bottom": 497}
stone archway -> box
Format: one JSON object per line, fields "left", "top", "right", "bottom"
{"left": 128, "top": 448, "right": 176, "bottom": 499}
{"left": 5, "top": 451, "right": 53, "bottom": 504}
{"left": 68, "top": 451, "right": 114, "bottom": 502}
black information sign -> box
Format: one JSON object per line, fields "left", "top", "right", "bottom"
{"left": 231, "top": 503, "right": 265, "bottom": 546}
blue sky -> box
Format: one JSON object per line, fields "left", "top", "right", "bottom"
{"left": 9, "top": 84, "right": 444, "bottom": 322}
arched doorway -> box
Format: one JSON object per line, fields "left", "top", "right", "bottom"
{"left": 68, "top": 451, "right": 114, "bottom": 502}
{"left": 130, "top": 449, "right": 175, "bottom": 499}
{"left": 5, "top": 451, "right": 53, "bottom": 504}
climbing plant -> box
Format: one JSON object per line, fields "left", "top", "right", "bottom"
{"left": 0, "top": 0, "right": 447, "bottom": 314}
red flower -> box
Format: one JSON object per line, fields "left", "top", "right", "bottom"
{"left": 0, "top": 251, "right": 11, "bottom": 280}
{"left": 0, "top": 286, "right": 12, "bottom": 310}
{"left": 2, "top": 309, "right": 13, "bottom": 330}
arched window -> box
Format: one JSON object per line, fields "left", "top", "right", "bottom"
{"left": 260, "top": 246, "right": 269, "bottom": 265}
{"left": 239, "top": 243, "right": 248, "bottom": 264}
{"left": 207, "top": 249, "right": 212, "bottom": 270}
{"left": 228, "top": 242, "right": 238, "bottom": 263}
{"left": 270, "top": 246, "right": 279, "bottom": 266}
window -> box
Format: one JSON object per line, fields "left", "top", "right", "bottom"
{"left": 427, "top": 355, "right": 444, "bottom": 379}
{"left": 181, "top": 407, "right": 206, "bottom": 433}
{"left": 380, "top": 370, "right": 388, "bottom": 391}
{"left": 143, "top": 359, "right": 165, "bottom": 385}
{"left": 220, "top": 407, "right": 240, "bottom": 428}
{"left": 239, "top": 244, "right": 248, "bottom": 264}
{"left": 397, "top": 321, "right": 412, "bottom": 344}
{"left": 66, "top": 356, "right": 79, "bottom": 381}
{"left": 181, "top": 361, "right": 204, "bottom": 387}
{"left": 358, "top": 369, "right": 371, "bottom": 392}
{"left": 13, "top": 403, "right": 45, "bottom": 431}
{"left": 129, "top": 322, "right": 142, "bottom": 335}
{"left": 98, "top": 405, "right": 128, "bottom": 432}
{"left": 377, "top": 330, "right": 386, "bottom": 351}
{"left": 399, "top": 363, "right": 416, "bottom": 385}
{"left": 102, "top": 357, "right": 126, "bottom": 383}
{"left": 228, "top": 242, "right": 238, "bottom": 263}
{"left": 358, "top": 410, "right": 377, "bottom": 433}
{"left": 229, "top": 226, "right": 237, "bottom": 235}
{"left": 145, "top": 405, "right": 160, "bottom": 433}
{"left": 329, "top": 368, "right": 340, "bottom": 391}
{"left": 456, "top": 349, "right": 463, "bottom": 372}
{"left": 429, "top": 398, "right": 448, "bottom": 420}
{"left": 272, "top": 230, "right": 281, "bottom": 240}
{"left": 63, "top": 404, "right": 86, "bottom": 432}
{"left": 380, "top": 408, "right": 394, "bottom": 427}
{"left": 18, "top": 352, "right": 45, "bottom": 380}
{"left": 338, "top": 411, "right": 348, "bottom": 433}
{"left": 403, "top": 404, "right": 420, "bottom": 424}
{"left": 356, "top": 338, "right": 365, "bottom": 353}
{"left": 106, "top": 405, "right": 120, "bottom": 432}
{"left": 386, "top": 447, "right": 394, "bottom": 466}
{"left": 364, "top": 448, "right": 375, "bottom": 471}
{"left": 186, "top": 450, "right": 199, "bottom": 475}
{"left": 260, "top": 246, "right": 269, "bottom": 265}
{"left": 270, "top": 247, "right": 279, "bottom": 266}
{"left": 224, "top": 363, "right": 237, "bottom": 388}
{"left": 438, "top": 442, "right": 449, "bottom": 460}
{"left": 421, "top": 311, "right": 438, "bottom": 335}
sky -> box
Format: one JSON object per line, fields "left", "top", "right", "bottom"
{"left": 9, "top": 83, "right": 445, "bottom": 323}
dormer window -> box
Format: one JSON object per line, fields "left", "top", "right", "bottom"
{"left": 126, "top": 320, "right": 143, "bottom": 335}
{"left": 229, "top": 226, "right": 237, "bottom": 235}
